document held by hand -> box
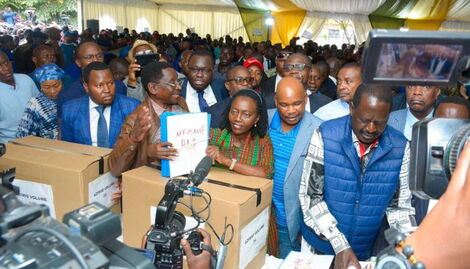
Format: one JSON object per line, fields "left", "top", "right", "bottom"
{"left": 160, "top": 112, "right": 210, "bottom": 177}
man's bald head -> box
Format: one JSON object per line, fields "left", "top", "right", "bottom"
{"left": 275, "top": 76, "right": 307, "bottom": 131}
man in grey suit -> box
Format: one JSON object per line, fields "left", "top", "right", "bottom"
{"left": 268, "top": 76, "right": 322, "bottom": 258}
{"left": 388, "top": 84, "right": 440, "bottom": 225}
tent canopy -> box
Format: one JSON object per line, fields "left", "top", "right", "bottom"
{"left": 81, "top": 0, "right": 470, "bottom": 46}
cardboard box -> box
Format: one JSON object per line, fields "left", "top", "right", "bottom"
{"left": 0, "top": 136, "right": 120, "bottom": 220}
{"left": 122, "top": 166, "right": 273, "bottom": 269}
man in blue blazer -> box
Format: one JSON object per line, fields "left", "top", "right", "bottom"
{"left": 61, "top": 62, "right": 139, "bottom": 148}
{"left": 388, "top": 85, "right": 441, "bottom": 225}
{"left": 180, "top": 50, "right": 228, "bottom": 112}
{"left": 268, "top": 77, "right": 322, "bottom": 258}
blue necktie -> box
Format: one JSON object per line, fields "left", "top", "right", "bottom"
{"left": 197, "top": 90, "right": 209, "bottom": 112}
{"left": 95, "top": 106, "right": 109, "bottom": 148}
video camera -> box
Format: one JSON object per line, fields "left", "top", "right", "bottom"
{"left": 144, "top": 156, "right": 228, "bottom": 269}
{"left": 0, "top": 143, "right": 154, "bottom": 268}
{"left": 362, "top": 29, "right": 470, "bottom": 199}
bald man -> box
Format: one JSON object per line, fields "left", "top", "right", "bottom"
{"left": 207, "top": 65, "right": 251, "bottom": 128}
{"left": 268, "top": 76, "right": 323, "bottom": 258}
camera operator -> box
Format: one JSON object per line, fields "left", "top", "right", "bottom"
{"left": 181, "top": 228, "right": 212, "bottom": 269}
{"left": 397, "top": 139, "right": 470, "bottom": 269}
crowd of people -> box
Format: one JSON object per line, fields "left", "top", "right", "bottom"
{"left": 1, "top": 24, "right": 470, "bottom": 269}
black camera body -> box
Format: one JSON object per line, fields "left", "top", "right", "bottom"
{"left": 144, "top": 156, "right": 213, "bottom": 269}
{"left": 0, "top": 144, "right": 154, "bottom": 269}
{"left": 410, "top": 119, "right": 470, "bottom": 199}
{"left": 145, "top": 178, "right": 188, "bottom": 269}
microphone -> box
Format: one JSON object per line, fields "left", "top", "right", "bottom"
{"left": 189, "top": 156, "right": 212, "bottom": 186}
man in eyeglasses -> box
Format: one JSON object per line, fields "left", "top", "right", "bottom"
{"left": 57, "top": 41, "right": 128, "bottom": 117}
{"left": 264, "top": 53, "right": 332, "bottom": 114}
{"left": 180, "top": 50, "right": 228, "bottom": 112}
{"left": 206, "top": 65, "right": 251, "bottom": 128}
{"left": 109, "top": 61, "right": 189, "bottom": 178}
{"left": 260, "top": 48, "right": 294, "bottom": 99}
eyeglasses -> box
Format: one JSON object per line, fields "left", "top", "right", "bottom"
{"left": 227, "top": 77, "right": 253, "bottom": 84}
{"left": 276, "top": 53, "right": 292, "bottom": 59}
{"left": 283, "top": 63, "right": 311, "bottom": 72}
{"left": 188, "top": 67, "right": 213, "bottom": 74}
{"left": 158, "top": 80, "right": 182, "bottom": 88}
{"left": 135, "top": 49, "right": 154, "bottom": 56}
{"left": 79, "top": 53, "right": 105, "bottom": 60}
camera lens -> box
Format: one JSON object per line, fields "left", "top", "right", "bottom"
{"left": 444, "top": 123, "right": 470, "bottom": 179}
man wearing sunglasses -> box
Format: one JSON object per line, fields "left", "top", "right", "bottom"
{"left": 206, "top": 65, "right": 252, "bottom": 128}
{"left": 57, "top": 41, "right": 128, "bottom": 117}
{"left": 260, "top": 48, "right": 294, "bottom": 99}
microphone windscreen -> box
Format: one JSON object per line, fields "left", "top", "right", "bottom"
{"left": 190, "top": 156, "right": 213, "bottom": 186}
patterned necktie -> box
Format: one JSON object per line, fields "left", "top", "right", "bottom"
{"left": 197, "top": 90, "right": 209, "bottom": 112}
{"left": 95, "top": 106, "right": 109, "bottom": 148}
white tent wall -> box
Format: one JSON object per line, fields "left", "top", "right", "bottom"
{"left": 157, "top": 4, "right": 248, "bottom": 39}
{"left": 82, "top": 0, "right": 248, "bottom": 40}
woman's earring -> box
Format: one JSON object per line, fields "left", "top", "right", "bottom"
{"left": 254, "top": 122, "right": 258, "bottom": 128}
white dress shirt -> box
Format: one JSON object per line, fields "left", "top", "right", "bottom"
{"left": 403, "top": 108, "right": 433, "bottom": 141}
{"left": 313, "top": 99, "right": 350, "bottom": 121}
{"left": 305, "top": 96, "right": 311, "bottom": 113}
{"left": 89, "top": 98, "right": 111, "bottom": 147}
{"left": 185, "top": 83, "right": 217, "bottom": 112}
{"left": 274, "top": 74, "right": 282, "bottom": 93}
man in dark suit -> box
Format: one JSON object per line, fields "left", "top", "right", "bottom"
{"left": 180, "top": 50, "right": 228, "bottom": 112}
{"left": 61, "top": 62, "right": 139, "bottom": 148}
{"left": 260, "top": 48, "right": 293, "bottom": 98}
{"left": 314, "top": 60, "right": 337, "bottom": 99}
{"left": 264, "top": 53, "right": 331, "bottom": 113}
{"left": 57, "top": 41, "right": 127, "bottom": 116}
{"left": 206, "top": 65, "right": 251, "bottom": 128}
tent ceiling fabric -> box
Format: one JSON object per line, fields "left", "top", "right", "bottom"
{"left": 290, "top": 0, "right": 387, "bottom": 15}
{"left": 152, "top": 0, "right": 235, "bottom": 6}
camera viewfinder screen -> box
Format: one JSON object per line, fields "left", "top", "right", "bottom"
{"left": 375, "top": 43, "right": 463, "bottom": 82}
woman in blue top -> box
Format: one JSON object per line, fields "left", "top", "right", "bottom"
{"left": 16, "top": 63, "right": 65, "bottom": 139}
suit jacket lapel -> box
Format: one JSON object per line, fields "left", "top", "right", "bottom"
{"left": 284, "top": 116, "right": 311, "bottom": 182}
{"left": 210, "top": 81, "right": 221, "bottom": 102}
{"left": 80, "top": 97, "right": 92, "bottom": 145}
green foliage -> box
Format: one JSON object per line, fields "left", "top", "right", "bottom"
{"left": 1, "top": 0, "right": 76, "bottom": 25}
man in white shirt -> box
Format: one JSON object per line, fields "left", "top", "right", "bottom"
{"left": 313, "top": 62, "right": 362, "bottom": 121}
{"left": 180, "top": 50, "right": 228, "bottom": 112}
{"left": 0, "top": 51, "right": 38, "bottom": 143}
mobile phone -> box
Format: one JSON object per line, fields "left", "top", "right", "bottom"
{"left": 135, "top": 53, "right": 159, "bottom": 77}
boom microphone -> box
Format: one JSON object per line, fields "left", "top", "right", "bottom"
{"left": 189, "top": 156, "right": 212, "bottom": 186}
